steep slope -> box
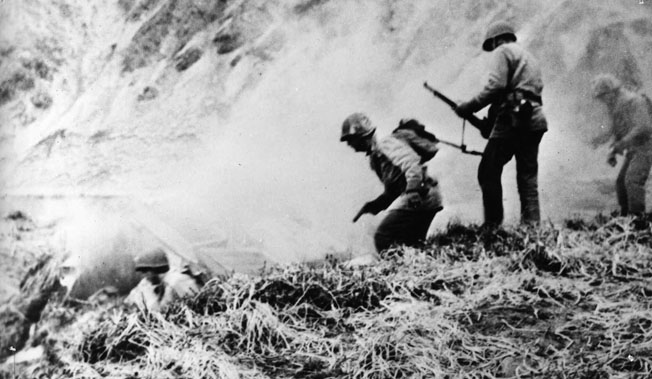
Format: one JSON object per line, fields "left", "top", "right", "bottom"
{"left": 1, "top": 0, "right": 652, "bottom": 263}
{"left": 4, "top": 215, "right": 652, "bottom": 378}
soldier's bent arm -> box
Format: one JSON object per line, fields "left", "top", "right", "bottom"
{"left": 613, "top": 98, "right": 652, "bottom": 152}
{"left": 463, "top": 46, "right": 511, "bottom": 113}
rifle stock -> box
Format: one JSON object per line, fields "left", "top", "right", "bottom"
{"left": 423, "top": 82, "right": 491, "bottom": 139}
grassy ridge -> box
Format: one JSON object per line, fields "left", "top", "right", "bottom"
{"left": 4, "top": 215, "right": 652, "bottom": 378}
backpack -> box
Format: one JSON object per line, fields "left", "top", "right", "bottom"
{"left": 391, "top": 119, "right": 439, "bottom": 163}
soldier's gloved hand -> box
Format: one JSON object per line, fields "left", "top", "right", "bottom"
{"left": 606, "top": 145, "right": 621, "bottom": 167}
{"left": 405, "top": 192, "right": 424, "bottom": 208}
{"left": 455, "top": 101, "right": 473, "bottom": 117}
{"left": 610, "top": 143, "right": 624, "bottom": 155}
{"left": 353, "top": 201, "right": 382, "bottom": 223}
{"left": 405, "top": 186, "right": 428, "bottom": 208}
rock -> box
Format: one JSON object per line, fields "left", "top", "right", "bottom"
{"left": 174, "top": 47, "right": 203, "bottom": 71}
{"left": 0, "top": 307, "right": 31, "bottom": 361}
{"left": 0, "top": 71, "right": 35, "bottom": 106}
{"left": 344, "top": 253, "right": 379, "bottom": 268}
{"left": 137, "top": 86, "right": 158, "bottom": 101}
{"left": 122, "top": 0, "right": 228, "bottom": 72}
{"left": 293, "top": 0, "right": 328, "bottom": 15}
{"left": 30, "top": 92, "right": 53, "bottom": 109}
{"left": 0, "top": 254, "right": 61, "bottom": 361}
{"left": 3, "top": 345, "right": 44, "bottom": 365}
{"left": 118, "top": 0, "right": 136, "bottom": 14}
{"left": 22, "top": 58, "right": 51, "bottom": 80}
{"left": 5, "top": 211, "right": 29, "bottom": 221}
{"left": 213, "top": 33, "right": 243, "bottom": 55}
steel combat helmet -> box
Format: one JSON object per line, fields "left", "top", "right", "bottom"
{"left": 483, "top": 21, "right": 517, "bottom": 51}
{"left": 591, "top": 73, "right": 622, "bottom": 98}
{"left": 340, "top": 113, "right": 376, "bottom": 142}
{"left": 134, "top": 248, "right": 170, "bottom": 273}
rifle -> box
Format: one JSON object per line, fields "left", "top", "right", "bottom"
{"left": 423, "top": 82, "right": 492, "bottom": 139}
{"left": 437, "top": 138, "right": 483, "bottom": 156}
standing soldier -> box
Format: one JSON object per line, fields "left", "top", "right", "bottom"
{"left": 455, "top": 21, "right": 548, "bottom": 227}
{"left": 340, "top": 113, "right": 443, "bottom": 253}
{"left": 591, "top": 74, "right": 652, "bottom": 216}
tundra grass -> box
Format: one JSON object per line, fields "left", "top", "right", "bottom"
{"left": 3, "top": 214, "right": 652, "bottom": 378}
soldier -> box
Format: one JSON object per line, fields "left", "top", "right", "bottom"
{"left": 591, "top": 74, "right": 652, "bottom": 216}
{"left": 455, "top": 21, "right": 548, "bottom": 227}
{"left": 126, "top": 248, "right": 202, "bottom": 312}
{"left": 340, "top": 113, "right": 443, "bottom": 253}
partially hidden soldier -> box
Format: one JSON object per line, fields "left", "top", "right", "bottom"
{"left": 126, "top": 248, "right": 203, "bottom": 312}
{"left": 455, "top": 21, "right": 548, "bottom": 227}
{"left": 591, "top": 74, "right": 652, "bottom": 216}
{"left": 340, "top": 113, "right": 443, "bottom": 253}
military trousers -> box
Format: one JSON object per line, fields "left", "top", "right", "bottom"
{"left": 478, "top": 131, "right": 545, "bottom": 226}
{"left": 374, "top": 208, "right": 439, "bottom": 252}
{"left": 616, "top": 149, "right": 652, "bottom": 215}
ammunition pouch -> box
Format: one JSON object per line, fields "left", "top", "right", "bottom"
{"left": 506, "top": 90, "right": 541, "bottom": 127}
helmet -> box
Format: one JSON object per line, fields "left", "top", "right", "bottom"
{"left": 340, "top": 113, "right": 376, "bottom": 142}
{"left": 134, "top": 248, "right": 170, "bottom": 273}
{"left": 591, "top": 73, "right": 622, "bottom": 98}
{"left": 482, "top": 21, "right": 517, "bottom": 51}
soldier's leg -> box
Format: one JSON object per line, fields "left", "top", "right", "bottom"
{"left": 478, "top": 138, "right": 515, "bottom": 226}
{"left": 515, "top": 131, "right": 544, "bottom": 224}
{"left": 411, "top": 209, "right": 438, "bottom": 242}
{"left": 374, "top": 209, "right": 438, "bottom": 253}
{"left": 374, "top": 210, "right": 406, "bottom": 252}
{"left": 616, "top": 155, "right": 631, "bottom": 215}
{"left": 624, "top": 151, "right": 652, "bottom": 215}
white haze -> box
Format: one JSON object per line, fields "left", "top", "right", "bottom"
{"left": 1, "top": 0, "right": 651, "bottom": 267}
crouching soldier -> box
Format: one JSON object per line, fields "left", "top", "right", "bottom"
{"left": 340, "top": 113, "right": 443, "bottom": 253}
{"left": 591, "top": 74, "right": 652, "bottom": 215}
{"left": 126, "top": 248, "right": 202, "bottom": 312}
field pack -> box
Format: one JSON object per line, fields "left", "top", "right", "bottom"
{"left": 391, "top": 119, "right": 439, "bottom": 163}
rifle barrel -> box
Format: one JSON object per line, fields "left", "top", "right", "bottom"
{"left": 423, "top": 82, "right": 457, "bottom": 109}
{"left": 423, "top": 81, "right": 489, "bottom": 136}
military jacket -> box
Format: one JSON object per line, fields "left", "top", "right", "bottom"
{"left": 466, "top": 42, "right": 548, "bottom": 138}
{"left": 126, "top": 270, "right": 200, "bottom": 312}
{"left": 609, "top": 90, "right": 652, "bottom": 153}
{"left": 367, "top": 135, "right": 443, "bottom": 212}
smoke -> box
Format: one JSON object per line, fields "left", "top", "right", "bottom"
{"left": 105, "top": 0, "right": 652, "bottom": 263}
{"left": 4, "top": 0, "right": 652, "bottom": 269}
{"left": 163, "top": 2, "right": 405, "bottom": 261}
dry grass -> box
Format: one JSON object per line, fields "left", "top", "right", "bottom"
{"left": 3, "top": 214, "right": 652, "bottom": 378}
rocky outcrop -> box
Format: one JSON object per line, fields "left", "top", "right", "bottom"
{"left": 2, "top": 0, "right": 652, "bottom": 268}
{"left": 0, "top": 255, "right": 61, "bottom": 361}
{"left": 122, "top": 0, "right": 228, "bottom": 72}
